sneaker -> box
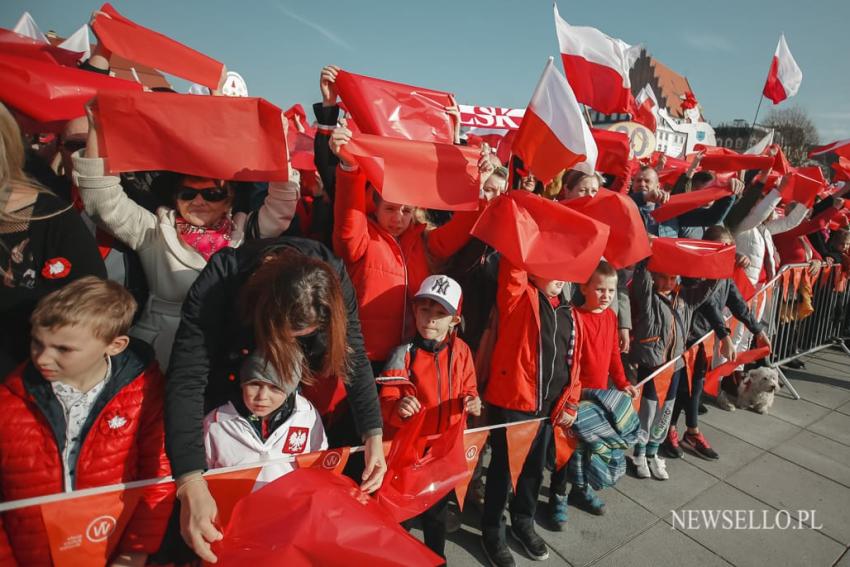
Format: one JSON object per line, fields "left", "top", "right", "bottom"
{"left": 662, "top": 426, "right": 684, "bottom": 459}
{"left": 446, "top": 508, "right": 462, "bottom": 533}
{"left": 698, "top": 403, "right": 708, "bottom": 415}
{"left": 647, "top": 455, "right": 669, "bottom": 480}
{"left": 481, "top": 535, "right": 516, "bottom": 567}
{"left": 549, "top": 493, "right": 568, "bottom": 530}
{"left": 568, "top": 485, "right": 605, "bottom": 516}
{"left": 510, "top": 520, "right": 549, "bottom": 561}
{"left": 681, "top": 431, "right": 720, "bottom": 460}
{"left": 631, "top": 454, "right": 651, "bottom": 479}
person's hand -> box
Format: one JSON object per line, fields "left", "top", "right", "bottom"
{"left": 320, "top": 65, "right": 340, "bottom": 107}
{"left": 623, "top": 385, "right": 639, "bottom": 398}
{"left": 834, "top": 197, "right": 845, "bottom": 210}
{"left": 618, "top": 328, "right": 630, "bottom": 354}
{"left": 446, "top": 97, "right": 462, "bottom": 144}
{"left": 686, "top": 150, "right": 705, "bottom": 178}
{"left": 83, "top": 100, "right": 100, "bottom": 159}
{"left": 755, "top": 331, "right": 771, "bottom": 350}
{"left": 177, "top": 475, "right": 222, "bottom": 563}
{"left": 109, "top": 552, "right": 147, "bottom": 567}
{"left": 360, "top": 433, "right": 387, "bottom": 493}
{"left": 557, "top": 410, "right": 576, "bottom": 428}
{"left": 464, "top": 395, "right": 482, "bottom": 416}
{"left": 826, "top": 256, "right": 835, "bottom": 266}
{"left": 736, "top": 254, "right": 751, "bottom": 269}
{"left": 729, "top": 178, "right": 745, "bottom": 196}
{"left": 719, "top": 335, "right": 736, "bottom": 362}
{"left": 329, "top": 119, "right": 353, "bottom": 166}
{"left": 655, "top": 153, "right": 667, "bottom": 172}
{"left": 809, "top": 258, "right": 823, "bottom": 276}
{"left": 646, "top": 189, "right": 669, "bottom": 205}
{"left": 478, "top": 143, "right": 495, "bottom": 181}
{"left": 397, "top": 396, "right": 421, "bottom": 419}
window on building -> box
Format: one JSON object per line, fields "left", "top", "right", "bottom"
{"left": 725, "top": 139, "right": 733, "bottom": 148}
{"left": 735, "top": 138, "right": 743, "bottom": 149}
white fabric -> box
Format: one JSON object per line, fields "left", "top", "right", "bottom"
{"left": 553, "top": 3, "right": 640, "bottom": 88}
{"left": 635, "top": 84, "right": 658, "bottom": 107}
{"left": 527, "top": 58, "right": 598, "bottom": 170}
{"left": 773, "top": 34, "right": 803, "bottom": 99}
{"left": 13, "top": 12, "right": 48, "bottom": 43}
{"left": 204, "top": 396, "right": 327, "bottom": 489}
{"left": 809, "top": 138, "right": 850, "bottom": 157}
{"left": 745, "top": 130, "right": 774, "bottom": 155}
{"left": 58, "top": 25, "right": 92, "bottom": 61}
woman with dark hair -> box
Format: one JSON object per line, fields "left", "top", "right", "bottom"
{"left": 72, "top": 109, "right": 300, "bottom": 369}
{"left": 165, "top": 236, "right": 383, "bottom": 564}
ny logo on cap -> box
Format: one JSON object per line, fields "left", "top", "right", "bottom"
{"left": 431, "top": 277, "right": 450, "bottom": 295}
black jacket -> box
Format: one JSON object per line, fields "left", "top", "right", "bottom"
{"left": 164, "top": 236, "right": 381, "bottom": 477}
{"left": 689, "top": 278, "right": 762, "bottom": 345}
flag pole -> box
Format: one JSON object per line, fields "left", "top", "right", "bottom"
{"left": 747, "top": 94, "right": 765, "bottom": 148}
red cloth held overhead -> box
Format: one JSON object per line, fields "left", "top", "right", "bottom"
{"left": 592, "top": 128, "right": 631, "bottom": 180}
{"left": 832, "top": 157, "right": 850, "bottom": 182}
{"left": 92, "top": 3, "right": 224, "bottom": 89}
{"left": 95, "top": 91, "right": 287, "bottom": 181}
{"left": 0, "top": 53, "right": 142, "bottom": 123}
{"left": 651, "top": 186, "right": 734, "bottom": 223}
{"left": 334, "top": 70, "right": 455, "bottom": 143}
{"left": 769, "top": 144, "right": 793, "bottom": 175}
{"left": 647, "top": 238, "right": 736, "bottom": 279}
{"left": 341, "top": 133, "right": 479, "bottom": 211}
{"left": 0, "top": 28, "right": 82, "bottom": 66}
{"left": 562, "top": 188, "right": 651, "bottom": 268}
{"left": 471, "top": 191, "right": 609, "bottom": 283}
{"left": 780, "top": 171, "right": 825, "bottom": 208}
{"left": 692, "top": 145, "right": 774, "bottom": 172}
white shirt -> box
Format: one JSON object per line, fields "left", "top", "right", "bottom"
{"left": 51, "top": 356, "right": 112, "bottom": 491}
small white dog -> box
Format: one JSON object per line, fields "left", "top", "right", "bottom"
{"left": 716, "top": 367, "right": 781, "bottom": 414}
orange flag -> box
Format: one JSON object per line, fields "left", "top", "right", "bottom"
{"left": 631, "top": 384, "right": 642, "bottom": 412}
{"left": 704, "top": 346, "right": 771, "bottom": 396}
{"left": 553, "top": 426, "right": 579, "bottom": 471}
{"left": 42, "top": 487, "right": 143, "bottom": 567}
{"left": 682, "top": 344, "right": 700, "bottom": 397}
{"left": 206, "top": 467, "right": 263, "bottom": 528}
{"left": 792, "top": 267, "right": 803, "bottom": 294}
{"left": 295, "top": 447, "right": 351, "bottom": 476}
{"left": 652, "top": 364, "right": 675, "bottom": 408}
{"left": 505, "top": 421, "right": 541, "bottom": 492}
{"left": 455, "top": 430, "right": 490, "bottom": 512}
{"left": 782, "top": 269, "right": 793, "bottom": 300}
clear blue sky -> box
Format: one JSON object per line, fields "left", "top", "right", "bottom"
{"left": 6, "top": 0, "right": 850, "bottom": 141}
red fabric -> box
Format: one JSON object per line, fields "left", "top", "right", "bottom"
{"left": 832, "top": 157, "right": 850, "bottom": 182}
{"left": 93, "top": 3, "right": 224, "bottom": 89}
{"left": 334, "top": 70, "right": 455, "bottom": 143}
{"left": 0, "top": 53, "right": 142, "bottom": 123}
{"left": 0, "top": 29, "right": 82, "bottom": 66}
{"left": 680, "top": 91, "right": 698, "bottom": 111}
{"left": 342, "top": 133, "right": 479, "bottom": 211}
{"left": 704, "top": 347, "right": 772, "bottom": 395}
{"left": 483, "top": 258, "right": 584, "bottom": 415}
{"left": 773, "top": 206, "right": 840, "bottom": 266}
{"left": 733, "top": 266, "right": 757, "bottom": 301}
{"left": 506, "top": 421, "right": 542, "bottom": 491}
{"left": 175, "top": 215, "right": 233, "bottom": 261}
{"left": 560, "top": 54, "right": 636, "bottom": 115}
{"left": 213, "top": 468, "right": 443, "bottom": 566}
{"left": 592, "top": 128, "right": 632, "bottom": 180}
{"left": 762, "top": 56, "right": 788, "bottom": 104}
{"left": 632, "top": 98, "right": 657, "bottom": 133}
{"left": 95, "top": 91, "right": 287, "bottom": 181}
{"left": 655, "top": 153, "right": 692, "bottom": 187}
{"left": 809, "top": 139, "right": 850, "bottom": 160}
{"left": 332, "top": 168, "right": 478, "bottom": 361}
{"left": 648, "top": 238, "right": 736, "bottom": 279}
{"left": 471, "top": 191, "right": 609, "bottom": 283}
{"left": 780, "top": 171, "right": 825, "bottom": 207}
{"left": 0, "top": 361, "right": 173, "bottom": 566}
{"left": 562, "top": 188, "right": 651, "bottom": 268}
{"left": 455, "top": 430, "right": 489, "bottom": 510}
{"left": 378, "top": 336, "right": 478, "bottom": 436}
{"left": 574, "top": 308, "right": 628, "bottom": 390}
{"left": 285, "top": 103, "right": 317, "bottom": 172}
{"left": 691, "top": 145, "right": 774, "bottom": 172}
{"left": 512, "top": 108, "right": 588, "bottom": 184}
{"left": 651, "top": 186, "right": 734, "bottom": 223}
{"left": 769, "top": 144, "right": 793, "bottom": 175}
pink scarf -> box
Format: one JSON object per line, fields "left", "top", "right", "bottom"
{"left": 175, "top": 215, "right": 233, "bottom": 261}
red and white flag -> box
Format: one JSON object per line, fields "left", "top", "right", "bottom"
{"left": 553, "top": 3, "right": 641, "bottom": 115}
{"left": 633, "top": 85, "right": 657, "bottom": 132}
{"left": 809, "top": 138, "right": 850, "bottom": 159}
{"left": 512, "top": 58, "right": 597, "bottom": 184}
{"left": 762, "top": 34, "right": 802, "bottom": 104}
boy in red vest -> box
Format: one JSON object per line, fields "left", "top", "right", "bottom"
{"left": 0, "top": 277, "right": 172, "bottom": 566}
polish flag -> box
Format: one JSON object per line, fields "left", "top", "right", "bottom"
{"left": 511, "top": 58, "right": 596, "bottom": 184}
{"left": 633, "top": 85, "right": 657, "bottom": 133}
{"left": 553, "top": 3, "right": 641, "bottom": 115}
{"left": 809, "top": 138, "right": 850, "bottom": 160}
{"left": 762, "top": 34, "right": 802, "bottom": 104}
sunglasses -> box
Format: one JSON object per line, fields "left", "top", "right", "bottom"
{"left": 176, "top": 186, "right": 230, "bottom": 202}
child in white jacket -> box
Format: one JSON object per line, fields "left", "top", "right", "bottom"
{"left": 204, "top": 350, "right": 327, "bottom": 488}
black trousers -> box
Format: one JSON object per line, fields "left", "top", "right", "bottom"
{"left": 671, "top": 344, "right": 707, "bottom": 430}
{"left": 404, "top": 494, "right": 450, "bottom": 559}
{"left": 482, "top": 406, "right": 552, "bottom": 540}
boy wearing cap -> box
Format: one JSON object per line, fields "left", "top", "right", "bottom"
{"left": 377, "top": 274, "right": 481, "bottom": 559}
{"left": 203, "top": 350, "right": 327, "bottom": 488}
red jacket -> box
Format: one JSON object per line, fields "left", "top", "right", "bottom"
{"left": 773, "top": 206, "right": 840, "bottom": 266}
{"left": 484, "top": 259, "right": 583, "bottom": 419}
{"left": 377, "top": 334, "right": 478, "bottom": 436}
{"left": 332, "top": 167, "right": 480, "bottom": 361}
{"left": 0, "top": 342, "right": 173, "bottom": 566}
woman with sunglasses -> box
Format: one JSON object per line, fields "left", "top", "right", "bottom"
{"left": 72, "top": 108, "right": 299, "bottom": 369}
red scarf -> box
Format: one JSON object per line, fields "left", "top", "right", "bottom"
{"left": 174, "top": 215, "right": 233, "bottom": 261}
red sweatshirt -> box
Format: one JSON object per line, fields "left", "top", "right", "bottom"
{"left": 575, "top": 308, "right": 629, "bottom": 391}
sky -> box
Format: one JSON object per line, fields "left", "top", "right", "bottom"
{"left": 5, "top": 0, "right": 850, "bottom": 141}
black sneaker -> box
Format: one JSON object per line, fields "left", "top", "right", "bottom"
{"left": 681, "top": 431, "right": 720, "bottom": 460}
{"left": 698, "top": 403, "right": 708, "bottom": 415}
{"left": 481, "top": 535, "right": 516, "bottom": 567}
{"left": 510, "top": 519, "right": 549, "bottom": 561}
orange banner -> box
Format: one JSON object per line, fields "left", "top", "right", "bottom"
{"left": 505, "top": 421, "right": 541, "bottom": 492}
{"left": 455, "top": 430, "right": 489, "bottom": 511}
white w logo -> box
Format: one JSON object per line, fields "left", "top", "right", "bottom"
{"left": 85, "top": 515, "right": 117, "bottom": 543}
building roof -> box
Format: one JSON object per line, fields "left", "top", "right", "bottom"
{"left": 630, "top": 49, "right": 701, "bottom": 120}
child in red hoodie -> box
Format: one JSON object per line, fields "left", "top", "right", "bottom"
{"left": 377, "top": 274, "right": 481, "bottom": 559}
{"left": 549, "top": 261, "right": 638, "bottom": 528}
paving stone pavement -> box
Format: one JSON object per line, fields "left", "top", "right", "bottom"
{"left": 411, "top": 347, "right": 850, "bottom": 566}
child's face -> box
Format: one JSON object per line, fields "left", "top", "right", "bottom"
{"left": 580, "top": 273, "right": 617, "bottom": 311}
{"left": 242, "top": 381, "right": 287, "bottom": 418}
{"left": 30, "top": 325, "right": 122, "bottom": 384}
{"left": 529, "top": 274, "right": 566, "bottom": 298}
{"left": 375, "top": 200, "right": 414, "bottom": 237}
{"left": 414, "top": 298, "right": 458, "bottom": 342}
{"left": 652, "top": 272, "right": 678, "bottom": 295}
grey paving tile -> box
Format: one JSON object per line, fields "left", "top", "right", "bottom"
{"left": 615, "top": 458, "right": 719, "bottom": 517}
{"left": 594, "top": 522, "right": 732, "bottom": 567}
{"left": 836, "top": 399, "right": 850, "bottom": 417}
{"left": 438, "top": 524, "right": 572, "bottom": 567}
{"left": 835, "top": 548, "right": 850, "bottom": 566}
{"left": 699, "top": 402, "right": 802, "bottom": 450}
{"left": 768, "top": 394, "right": 833, "bottom": 428}
{"left": 781, "top": 368, "right": 850, "bottom": 409}
{"left": 726, "top": 452, "right": 850, "bottom": 543}
{"left": 772, "top": 429, "right": 850, "bottom": 488}
{"left": 809, "top": 412, "right": 850, "bottom": 447}
{"left": 671, "top": 483, "right": 845, "bottom": 567}
{"left": 677, "top": 423, "right": 765, "bottom": 480}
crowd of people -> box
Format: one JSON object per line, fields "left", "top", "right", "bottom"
{"left": 1, "top": 29, "right": 849, "bottom": 567}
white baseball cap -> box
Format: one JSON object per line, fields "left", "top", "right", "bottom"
{"left": 414, "top": 275, "right": 463, "bottom": 316}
